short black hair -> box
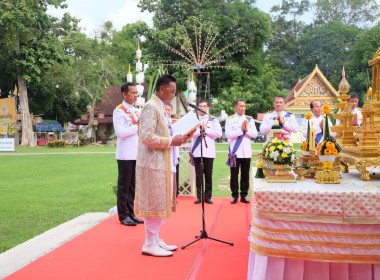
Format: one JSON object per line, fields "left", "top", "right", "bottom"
{"left": 164, "top": 102, "right": 173, "bottom": 109}
{"left": 121, "top": 82, "right": 136, "bottom": 94}
{"left": 310, "top": 100, "right": 321, "bottom": 109}
{"left": 197, "top": 99, "right": 209, "bottom": 106}
{"left": 349, "top": 92, "right": 359, "bottom": 99}
{"left": 234, "top": 99, "right": 245, "bottom": 106}
{"left": 156, "top": 74, "right": 176, "bottom": 93}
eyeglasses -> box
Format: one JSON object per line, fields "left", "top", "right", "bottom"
{"left": 165, "top": 87, "right": 176, "bottom": 94}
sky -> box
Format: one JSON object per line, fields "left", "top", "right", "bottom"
{"left": 48, "top": 0, "right": 380, "bottom": 37}
{"left": 48, "top": 0, "right": 280, "bottom": 36}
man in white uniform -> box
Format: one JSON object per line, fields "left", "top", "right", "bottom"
{"left": 302, "top": 100, "right": 336, "bottom": 145}
{"left": 190, "top": 100, "right": 222, "bottom": 204}
{"left": 260, "top": 95, "right": 299, "bottom": 137}
{"left": 113, "top": 82, "right": 143, "bottom": 226}
{"left": 225, "top": 100, "right": 258, "bottom": 204}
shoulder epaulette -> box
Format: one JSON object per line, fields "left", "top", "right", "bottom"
{"left": 116, "top": 104, "right": 123, "bottom": 109}
{"left": 172, "top": 118, "right": 179, "bottom": 121}
{"left": 209, "top": 115, "right": 215, "bottom": 119}
{"left": 285, "top": 111, "right": 293, "bottom": 114}
{"left": 228, "top": 115, "right": 235, "bottom": 118}
{"left": 245, "top": 115, "right": 252, "bottom": 119}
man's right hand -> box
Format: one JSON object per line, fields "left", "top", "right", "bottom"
{"left": 171, "top": 135, "right": 188, "bottom": 146}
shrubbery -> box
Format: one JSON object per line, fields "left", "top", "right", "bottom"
{"left": 47, "top": 140, "right": 68, "bottom": 148}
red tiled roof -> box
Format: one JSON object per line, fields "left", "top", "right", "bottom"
{"left": 74, "top": 116, "right": 113, "bottom": 126}
{"left": 73, "top": 84, "right": 149, "bottom": 125}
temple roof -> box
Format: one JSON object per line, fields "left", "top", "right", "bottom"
{"left": 284, "top": 65, "right": 338, "bottom": 109}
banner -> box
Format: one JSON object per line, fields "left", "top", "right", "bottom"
{"left": 0, "top": 97, "right": 16, "bottom": 133}
{"left": 36, "top": 123, "right": 62, "bottom": 131}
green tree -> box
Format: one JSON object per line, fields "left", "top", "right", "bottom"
{"left": 313, "top": 0, "right": 380, "bottom": 28}
{"left": 0, "top": 0, "right": 75, "bottom": 146}
{"left": 139, "top": 0, "right": 272, "bottom": 114}
{"left": 265, "top": 0, "right": 311, "bottom": 90}
{"left": 348, "top": 24, "right": 380, "bottom": 105}
{"left": 297, "top": 21, "right": 360, "bottom": 87}
{"left": 73, "top": 22, "right": 120, "bottom": 139}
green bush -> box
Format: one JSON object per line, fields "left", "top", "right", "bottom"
{"left": 47, "top": 140, "right": 67, "bottom": 148}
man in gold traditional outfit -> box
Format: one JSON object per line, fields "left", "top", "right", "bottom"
{"left": 135, "top": 75, "right": 191, "bottom": 257}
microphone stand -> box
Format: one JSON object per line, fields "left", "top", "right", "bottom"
{"left": 182, "top": 109, "right": 233, "bottom": 249}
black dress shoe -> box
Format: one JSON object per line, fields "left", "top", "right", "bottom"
{"left": 120, "top": 216, "right": 137, "bottom": 226}
{"left": 130, "top": 215, "right": 144, "bottom": 224}
{"left": 205, "top": 198, "right": 213, "bottom": 204}
{"left": 241, "top": 197, "right": 250, "bottom": 203}
{"left": 194, "top": 198, "right": 202, "bottom": 204}
{"left": 231, "top": 197, "right": 238, "bottom": 204}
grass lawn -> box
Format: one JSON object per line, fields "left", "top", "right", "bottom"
{"left": 0, "top": 153, "right": 117, "bottom": 253}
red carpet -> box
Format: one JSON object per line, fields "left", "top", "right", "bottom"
{"left": 5, "top": 197, "right": 252, "bottom": 280}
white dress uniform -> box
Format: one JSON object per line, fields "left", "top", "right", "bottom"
{"left": 191, "top": 115, "right": 222, "bottom": 158}
{"left": 113, "top": 100, "right": 139, "bottom": 160}
{"left": 335, "top": 107, "right": 362, "bottom": 127}
{"left": 302, "top": 114, "right": 337, "bottom": 144}
{"left": 191, "top": 114, "right": 222, "bottom": 201}
{"left": 225, "top": 113, "right": 258, "bottom": 158}
{"left": 225, "top": 113, "right": 258, "bottom": 201}
{"left": 259, "top": 110, "right": 299, "bottom": 136}
{"left": 113, "top": 100, "right": 140, "bottom": 224}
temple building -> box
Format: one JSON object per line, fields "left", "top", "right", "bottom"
{"left": 284, "top": 65, "right": 338, "bottom": 126}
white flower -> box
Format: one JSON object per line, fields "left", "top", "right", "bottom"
{"left": 270, "top": 150, "right": 279, "bottom": 161}
{"left": 291, "top": 154, "right": 295, "bottom": 162}
{"left": 283, "top": 147, "right": 292, "bottom": 154}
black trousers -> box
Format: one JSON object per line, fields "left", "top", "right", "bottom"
{"left": 117, "top": 160, "right": 136, "bottom": 221}
{"left": 176, "top": 161, "right": 180, "bottom": 197}
{"left": 230, "top": 158, "right": 251, "bottom": 199}
{"left": 194, "top": 157, "right": 214, "bottom": 200}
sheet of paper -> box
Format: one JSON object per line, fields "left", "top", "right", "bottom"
{"left": 172, "top": 111, "right": 200, "bottom": 137}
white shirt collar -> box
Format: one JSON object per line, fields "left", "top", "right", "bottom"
{"left": 123, "top": 100, "right": 134, "bottom": 109}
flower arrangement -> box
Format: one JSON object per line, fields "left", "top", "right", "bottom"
{"left": 316, "top": 105, "right": 341, "bottom": 157}
{"left": 263, "top": 132, "right": 296, "bottom": 165}
{"left": 301, "top": 113, "right": 312, "bottom": 151}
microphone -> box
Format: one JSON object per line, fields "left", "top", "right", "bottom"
{"left": 184, "top": 101, "right": 208, "bottom": 115}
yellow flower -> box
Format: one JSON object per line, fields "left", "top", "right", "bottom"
{"left": 326, "top": 141, "right": 335, "bottom": 149}
{"left": 265, "top": 152, "right": 269, "bottom": 157}
{"left": 322, "top": 105, "right": 330, "bottom": 115}
{"left": 256, "top": 161, "right": 263, "bottom": 168}
{"left": 281, "top": 152, "right": 288, "bottom": 158}
{"left": 269, "top": 146, "right": 275, "bottom": 152}
{"left": 305, "top": 113, "right": 312, "bottom": 120}
{"left": 272, "top": 138, "right": 279, "bottom": 143}
{"left": 291, "top": 146, "right": 295, "bottom": 152}
{"left": 278, "top": 145, "right": 283, "bottom": 150}
{"left": 108, "top": 182, "right": 112, "bottom": 186}
{"left": 283, "top": 141, "right": 289, "bottom": 146}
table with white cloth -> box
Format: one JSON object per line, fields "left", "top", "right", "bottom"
{"left": 248, "top": 168, "right": 380, "bottom": 280}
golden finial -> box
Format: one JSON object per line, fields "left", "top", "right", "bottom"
{"left": 128, "top": 63, "right": 131, "bottom": 74}
{"left": 137, "top": 41, "right": 140, "bottom": 50}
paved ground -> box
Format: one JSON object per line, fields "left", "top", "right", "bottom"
{"left": 0, "top": 212, "right": 111, "bottom": 279}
